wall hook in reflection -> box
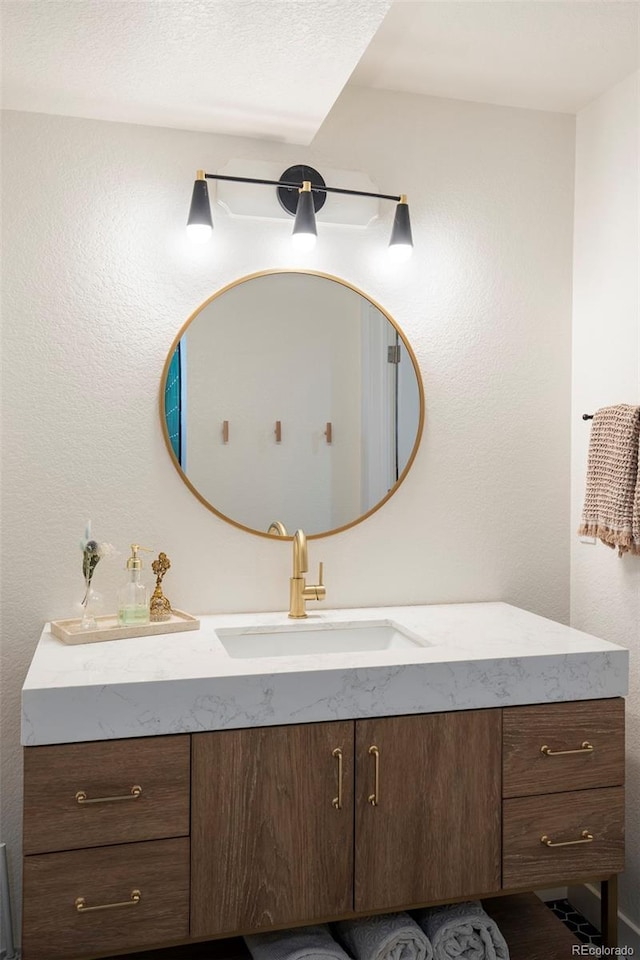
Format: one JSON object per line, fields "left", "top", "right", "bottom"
{"left": 324, "top": 422, "right": 333, "bottom": 444}
{"left": 275, "top": 420, "right": 282, "bottom": 443}
{"left": 222, "top": 420, "right": 229, "bottom": 443}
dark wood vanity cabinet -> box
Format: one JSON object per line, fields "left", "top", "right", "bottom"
{"left": 190, "top": 721, "right": 355, "bottom": 937}
{"left": 21, "top": 698, "right": 625, "bottom": 960}
{"left": 191, "top": 711, "right": 502, "bottom": 938}
{"left": 354, "top": 711, "right": 502, "bottom": 912}
{"left": 501, "top": 698, "right": 625, "bottom": 891}
{"left": 22, "top": 736, "right": 192, "bottom": 960}
{"left": 22, "top": 735, "right": 191, "bottom": 854}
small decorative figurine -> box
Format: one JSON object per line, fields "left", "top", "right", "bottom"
{"left": 150, "top": 552, "right": 172, "bottom": 622}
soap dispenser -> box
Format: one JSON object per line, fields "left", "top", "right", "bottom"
{"left": 118, "top": 545, "right": 151, "bottom": 626}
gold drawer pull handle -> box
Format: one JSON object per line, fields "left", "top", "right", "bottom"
{"left": 332, "top": 748, "right": 343, "bottom": 809}
{"left": 75, "top": 785, "right": 142, "bottom": 805}
{"left": 368, "top": 745, "right": 380, "bottom": 806}
{"left": 75, "top": 889, "right": 141, "bottom": 913}
{"left": 541, "top": 830, "right": 594, "bottom": 848}
{"left": 540, "top": 741, "right": 594, "bottom": 757}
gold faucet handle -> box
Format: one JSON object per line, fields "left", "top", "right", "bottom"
{"left": 315, "top": 562, "right": 326, "bottom": 601}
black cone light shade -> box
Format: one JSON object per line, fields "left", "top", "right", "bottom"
{"left": 388, "top": 194, "right": 413, "bottom": 262}
{"left": 187, "top": 170, "right": 213, "bottom": 243}
{"left": 291, "top": 181, "right": 317, "bottom": 251}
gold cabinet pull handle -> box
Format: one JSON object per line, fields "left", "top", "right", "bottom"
{"left": 332, "top": 748, "right": 343, "bottom": 809}
{"left": 75, "top": 785, "right": 142, "bottom": 805}
{"left": 541, "top": 829, "right": 594, "bottom": 848}
{"left": 368, "top": 745, "right": 380, "bottom": 806}
{"left": 540, "top": 741, "right": 594, "bottom": 756}
{"left": 75, "top": 889, "right": 141, "bottom": 913}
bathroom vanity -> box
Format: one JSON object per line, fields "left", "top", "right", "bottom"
{"left": 21, "top": 602, "right": 628, "bottom": 960}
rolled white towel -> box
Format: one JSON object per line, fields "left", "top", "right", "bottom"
{"left": 414, "top": 901, "right": 509, "bottom": 960}
{"left": 245, "top": 924, "right": 352, "bottom": 960}
{"left": 334, "top": 912, "right": 433, "bottom": 960}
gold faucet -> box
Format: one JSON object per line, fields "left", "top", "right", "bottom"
{"left": 289, "top": 529, "right": 326, "bottom": 618}
{"left": 267, "top": 520, "right": 288, "bottom": 536}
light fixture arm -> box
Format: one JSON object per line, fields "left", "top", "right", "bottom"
{"left": 201, "top": 171, "right": 403, "bottom": 204}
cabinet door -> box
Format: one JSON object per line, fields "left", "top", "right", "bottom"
{"left": 355, "top": 710, "right": 501, "bottom": 912}
{"left": 191, "top": 721, "right": 354, "bottom": 938}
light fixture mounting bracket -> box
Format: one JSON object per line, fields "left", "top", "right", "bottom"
{"left": 277, "top": 165, "right": 327, "bottom": 216}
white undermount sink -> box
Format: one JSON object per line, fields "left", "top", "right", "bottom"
{"left": 217, "top": 620, "right": 427, "bottom": 659}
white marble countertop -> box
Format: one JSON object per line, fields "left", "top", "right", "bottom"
{"left": 22, "top": 602, "right": 629, "bottom": 745}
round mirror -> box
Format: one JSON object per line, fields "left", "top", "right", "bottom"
{"left": 161, "top": 271, "right": 424, "bottom": 538}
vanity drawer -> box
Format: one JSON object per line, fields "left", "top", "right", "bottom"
{"left": 502, "top": 786, "right": 624, "bottom": 888}
{"left": 22, "top": 836, "right": 189, "bottom": 960}
{"left": 23, "top": 734, "right": 190, "bottom": 854}
{"left": 502, "top": 698, "right": 624, "bottom": 798}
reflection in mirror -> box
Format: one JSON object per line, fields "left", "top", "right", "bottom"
{"left": 162, "top": 272, "right": 423, "bottom": 538}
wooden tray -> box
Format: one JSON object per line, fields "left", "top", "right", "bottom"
{"left": 50, "top": 610, "right": 200, "bottom": 645}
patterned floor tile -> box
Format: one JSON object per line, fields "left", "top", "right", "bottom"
{"left": 546, "top": 898, "right": 603, "bottom": 946}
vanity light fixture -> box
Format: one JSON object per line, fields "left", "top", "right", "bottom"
{"left": 291, "top": 181, "right": 317, "bottom": 251}
{"left": 186, "top": 165, "right": 413, "bottom": 259}
{"left": 388, "top": 194, "right": 413, "bottom": 263}
{"left": 186, "top": 170, "right": 214, "bottom": 243}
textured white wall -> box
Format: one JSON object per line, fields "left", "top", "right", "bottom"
{"left": 0, "top": 86, "right": 574, "bottom": 926}
{"left": 570, "top": 71, "right": 640, "bottom": 929}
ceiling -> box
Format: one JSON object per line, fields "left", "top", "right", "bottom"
{"left": 351, "top": 0, "right": 640, "bottom": 115}
{"left": 0, "top": 0, "right": 392, "bottom": 145}
{"left": 1, "top": 0, "right": 638, "bottom": 145}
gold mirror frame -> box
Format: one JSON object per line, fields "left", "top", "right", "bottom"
{"left": 159, "top": 269, "right": 425, "bottom": 540}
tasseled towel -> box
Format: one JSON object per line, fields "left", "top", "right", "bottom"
{"left": 578, "top": 404, "right": 640, "bottom": 555}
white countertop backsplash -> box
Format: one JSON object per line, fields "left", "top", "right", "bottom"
{"left": 22, "top": 602, "right": 629, "bottom": 745}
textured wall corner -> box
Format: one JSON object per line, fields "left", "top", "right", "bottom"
{"left": 571, "top": 69, "right": 640, "bottom": 929}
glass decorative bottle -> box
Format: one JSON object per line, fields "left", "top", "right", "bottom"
{"left": 117, "top": 545, "right": 151, "bottom": 626}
